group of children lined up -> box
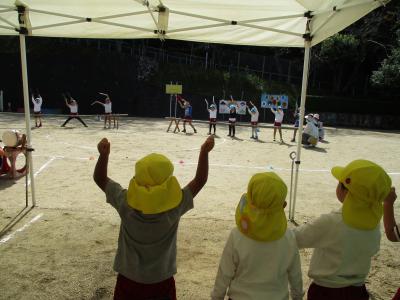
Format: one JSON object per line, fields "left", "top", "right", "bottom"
{"left": 94, "top": 135, "right": 399, "bottom": 300}
{"left": 177, "top": 95, "right": 286, "bottom": 142}
{"left": 30, "top": 91, "right": 114, "bottom": 129}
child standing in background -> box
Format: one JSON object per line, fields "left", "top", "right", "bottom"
{"left": 227, "top": 96, "right": 238, "bottom": 138}
{"left": 247, "top": 101, "right": 259, "bottom": 140}
{"left": 31, "top": 90, "right": 43, "bottom": 128}
{"left": 205, "top": 97, "right": 217, "bottom": 135}
{"left": 271, "top": 106, "right": 284, "bottom": 142}
{"left": 177, "top": 95, "right": 197, "bottom": 133}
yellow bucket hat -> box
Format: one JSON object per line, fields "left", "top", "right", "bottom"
{"left": 235, "top": 172, "right": 288, "bottom": 242}
{"left": 127, "top": 153, "right": 182, "bottom": 214}
{"left": 331, "top": 159, "right": 392, "bottom": 230}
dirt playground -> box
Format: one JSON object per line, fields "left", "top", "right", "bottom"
{"left": 0, "top": 113, "right": 399, "bottom": 299}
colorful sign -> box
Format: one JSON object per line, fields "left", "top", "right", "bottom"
{"left": 260, "top": 93, "right": 289, "bottom": 109}
{"left": 219, "top": 100, "right": 247, "bottom": 115}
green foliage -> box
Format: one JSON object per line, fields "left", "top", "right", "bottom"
{"left": 318, "top": 34, "right": 361, "bottom": 63}
{"left": 371, "top": 31, "right": 400, "bottom": 88}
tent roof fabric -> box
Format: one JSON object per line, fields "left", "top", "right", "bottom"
{"left": 0, "top": 0, "right": 389, "bottom": 47}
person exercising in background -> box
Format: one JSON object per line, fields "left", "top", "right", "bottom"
{"left": 61, "top": 93, "right": 88, "bottom": 127}
{"left": 205, "top": 97, "right": 217, "bottom": 135}
{"left": 247, "top": 101, "right": 259, "bottom": 140}
{"left": 291, "top": 107, "right": 300, "bottom": 143}
{"left": 91, "top": 92, "right": 113, "bottom": 129}
{"left": 31, "top": 90, "right": 43, "bottom": 128}
{"left": 177, "top": 95, "right": 197, "bottom": 134}
{"left": 271, "top": 105, "right": 284, "bottom": 142}
{"left": 227, "top": 96, "right": 238, "bottom": 138}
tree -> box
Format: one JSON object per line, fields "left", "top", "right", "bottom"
{"left": 371, "top": 30, "right": 400, "bottom": 89}
{"left": 315, "top": 33, "right": 362, "bottom": 93}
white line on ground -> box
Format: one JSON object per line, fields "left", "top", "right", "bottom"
{"left": 0, "top": 214, "right": 43, "bottom": 245}
{"left": 31, "top": 154, "right": 400, "bottom": 176}
{"left": 177, "top": 162, "right": 400, "bottom": 175}
{"left": 26, "top": 157, "right": 57, "bottom": 186}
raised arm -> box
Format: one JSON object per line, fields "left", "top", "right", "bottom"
{"left": 177, "top": 96, "right": 185, "bottom": 108}
{"left": 246, "top": 105, "right": 252, "bottom": 114}
{"left": 186, "top": 136, "right": 214, "bottom": 197}
{"left": 212, "top": 96, "right": 216, "bottom": 106}
{"left": 93, "top": 138, "right": 111, "bottom": 192}
{"left": 384, "top": 187, "right": 399, "bottom": 242}
{"left": 204, "top": 98, "right": 209, "bottom": 111}
{"left": 91, "top": 100, "right": 104, "bottom": 106}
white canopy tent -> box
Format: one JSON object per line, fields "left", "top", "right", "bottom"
{"left": 0, "top": 0, "right": 389, "bottom": 218}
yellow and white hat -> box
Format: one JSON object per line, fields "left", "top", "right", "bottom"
{"left": 331, "top": 159, "right": 392, "bottom": 230}
{"left": 235, "top": 172, "right": 287, "bottom": 242}
{"left": 127, "top": 153, "right": 182, "bottom": 214}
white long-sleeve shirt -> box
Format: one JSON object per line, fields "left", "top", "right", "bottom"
{"left": 103, "top": 102, "right": 112, "bottom": 113}
{"left": 294, "top": 209, "right": 380, "bottom": 288}
{"left": 248, "top": 108, "right": 259, "bottom": 122}
{"left": 303, "top": 122, "right": 319, "bottom": 139}
{"left": 31, "top": 96, "right": 42, "bottom": 112}
{"left": 68, "top": 103, "right": 78, "bottom": 113}
{"left": 271, "top": 109, "right": 284, "bottom": 123}
{"left": 211, "top": 228, "right": 303, "bottom": 300}
{"left": 209, "top": 109, "right": 217, "bottom": 119}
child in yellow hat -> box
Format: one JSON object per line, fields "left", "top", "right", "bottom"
{"left": 383, "top": 187, "right": 400, "bottom": 300}
{"left": 211, "top": 172, "right": 304, "bottom": 300}
{"left": 93, "top": 136, "right": 214, "bottom": 300}
{"left": 294, "top": 159, "right": 392, "bottom": 300}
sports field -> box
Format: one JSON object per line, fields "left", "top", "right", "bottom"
{"left": 0, "top": 113, "right": 399, "bottom": 300}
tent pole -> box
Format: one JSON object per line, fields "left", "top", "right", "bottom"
{"left": 19, "top": 34, "right": 36, "bottom": 207}
{"left": 289, "top": 40, "right": 311, "bottom": 221}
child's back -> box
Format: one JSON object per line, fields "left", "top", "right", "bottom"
{"left": 212, "top": 173, "right": 303, "bottom": 300}
{"left": 94, "top": 136, "right": 214, "bottom": 299}
{"left": 295, "top": 209, "right": 380, "bottom": 288}
{"left": 213, "top": 227, "right": 302, "bottom": 300}
{"left": 106, "top": 180, "right": 193, "bottom": 283}
{"left": 294, "top": 159, "right": 392, "bottom": 299}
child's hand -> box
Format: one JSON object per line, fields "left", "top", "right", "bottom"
{"left": 384, "top": 187, "right": 397, "bottom": 205}
{"left": 97, "top": 138, "right": 110, "bottom": 156}
{"left": 201, "top": 136, "right": 215, "bottom": 153}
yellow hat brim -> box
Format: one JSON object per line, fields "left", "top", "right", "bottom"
{"left": 331, "top": 166, "right": 344, "bottom": 181}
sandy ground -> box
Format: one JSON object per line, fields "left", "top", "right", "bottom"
{"left": 0, "top": 113, "right": 399, "bottom": 300}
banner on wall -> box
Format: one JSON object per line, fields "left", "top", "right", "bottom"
{"left": 260, "top": 93, "right": 289, "bottom": 109}
{"left": 219, "top": 100, "right": 247, "bottom": 115}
